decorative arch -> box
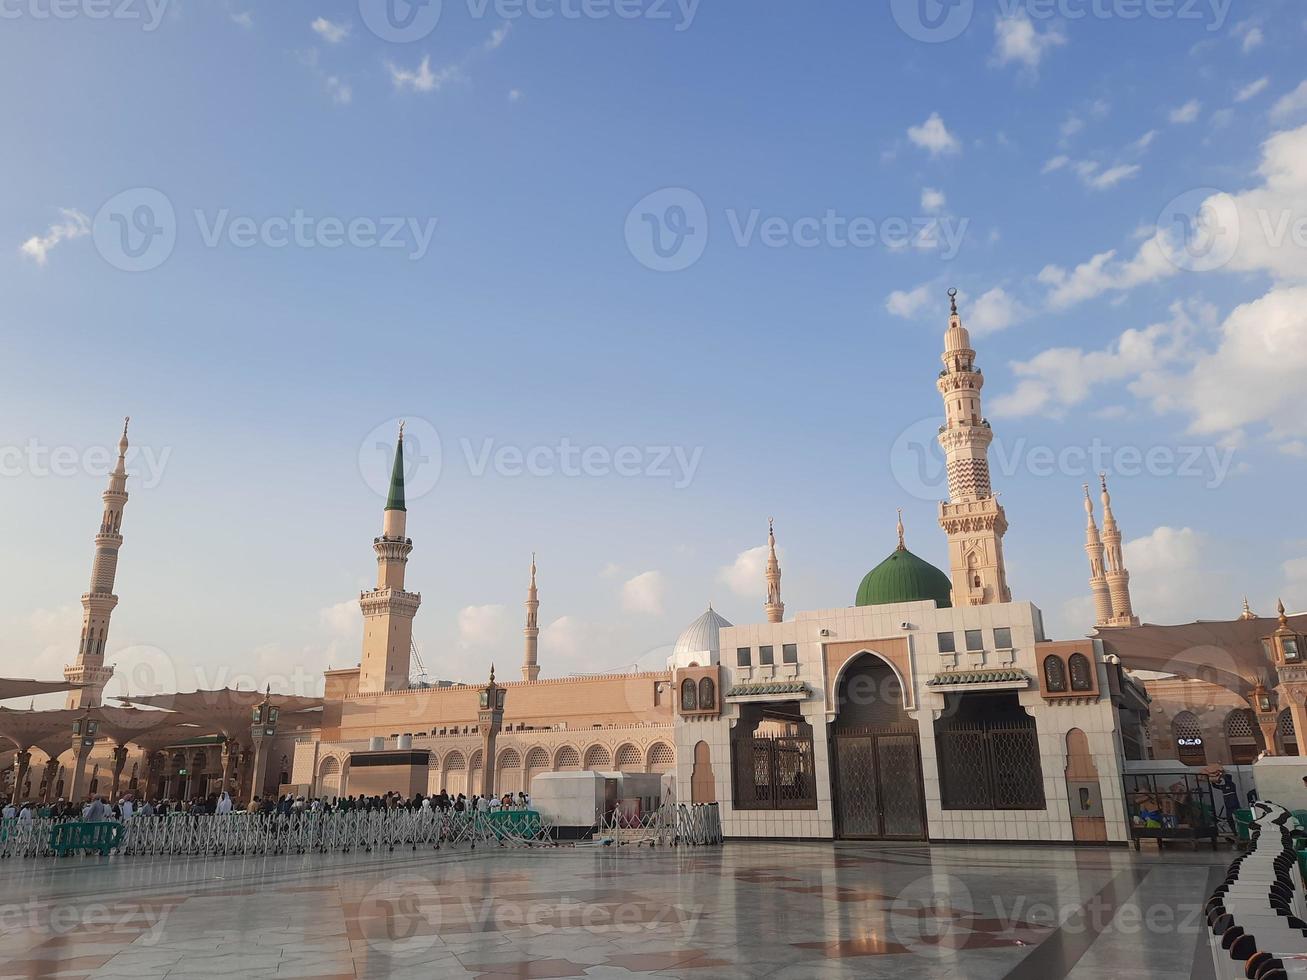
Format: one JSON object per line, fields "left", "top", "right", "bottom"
{"left": 1277, "top": 708, "right": 1298, "bottom": 756}
{"left": 829, "top": 647, "right": 913, "bottom": 713}
{"left": 442, "top": 750, "right": 467, "bottom": 797}
{"left": 614, "top": 743, "right": 642, "bottom": 771}
{"left": 690, "top": 741, "right": 715, "bottom": 803}
{"left": 583, "top": 745, "right": 611, "bottom": 770}
{"left": 554, "top": 745, "right": 581, "bottom": 770}
{"left": 646, "top": 741, "right": 675, "bottom": 774}
{"left": 1225, "top": 708, "right": 1265, "bottom": 765}
{"left": 496, "top": 748, "right": 523, "bottom": 795}
{"left": 318, "top": 756, "right": 342, "bottom": 797}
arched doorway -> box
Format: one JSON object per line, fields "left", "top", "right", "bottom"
{"left": 1064, "top": 729, "right": 1107, "bottom": 843}
{"left": 829, "top": 653, "right": 925, "bottom": 840}
{"left": 1276, "top": 709, "right": 1298, "bottom": 757}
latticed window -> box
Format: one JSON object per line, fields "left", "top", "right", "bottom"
{"left": 1043, "top": 655, "right": 1067, "bottom": 692}
{"left": 498, "top": 749, "right": 521, "bottom": 771}
{"left": 525, "top": 748, "right": 549, "bottom": 771}
{"left": 614, "top": 744, "right": 642, "bottom": 771}
{"left": 555, "top": 746, "right": 581, "bottom": 770}
{"left": 1172, "top": 711, "right": 1206, "bottom": 766}
{"left": 443, "top": 751, "right": 466, "bottom": 772}
{"left": 698, "top": 677, "right": 715, "bottom": 709}
{"left": 680, "top": 678, "right": 698, "bottom": 711}
{"left": 1280, "top": 709, "right": 1296, "bottom": 736}
{"left": 1068, "top": 653, "right": 1093, "bottom": 692}
{"left": 936, "top": 694, "right": 1045, "bottom": 810}
{"left": 583, "top": 745, "right": 611, "bottom": 769}
{"left": 1226, "top": 709, "right": 1255, "bottom": 738}
{"left": 647, "top": 742, "right": 675, "bottom": 773}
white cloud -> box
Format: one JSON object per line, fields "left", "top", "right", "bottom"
{"left": 1169, "top": 99, "right": 1202, "bottom": 124}
{"left": 1235, "top": 22, "right": 1264, "bottom": 53}
{"left": 991, "top": 301, "right": 1212, "bottom": 418}
{"left": 311, "top": 17, "right": 349, "bottom": 43}
{"left": 458, "top": 604, "right": 508, "bottom": 649}
{"left": 325, "top": 76, "right": 352, "bottom": 105}
{"left": 621, "top": 571, "right": 665, "bottom": 615}
{"left": 1060, "top": 115, "right": 1085, "bottom": 140}
{"left": 1131, "top": 129, "right": 1159, "bottom": 152}
{"left": 717, "top": 545, "right": 769, "bottom": 599}
{"left": 19, "top": 208, "right": 89, "bottom": 266}
{"left": 886, "top": 282, "right": 935, "bottom": 319}
{"left": 319, "top": 600, "right": 359, "bottom": 636}
{"left": 1235, "top": 77, "right": 1270, "bottom": 103}
{"left": 966, "top": 286, "right": 1028, "bottom": 336}
{"left": 1123, "top": 527, "right": 1224, "bottom": 625}
{"left": 485, "top": 21, "right": 512, "bottom": 50}
{"left": 230, "top": 9, "right": 252, "bottom": 28}
{"left": 388, "top": 55, "right": 460, "bottom": 94}
{"left": 907, "top": 112, "right": 960, "bottom": 157}
{"left": 1076, "top": 162, "right": 1142, "bottom": 191}
{"left": 1042, "top": 155, "right": 1070, "bottom": 174}
{"left": 508, "top": 88, "right": 524, "bottom": 103}
{"left": 991, "top": 12, "right": 1066, "bottom": 70}
{"left": 921, "top": 187, "right": 946, "bottom": 214}
{"left": 1038, "top": 235, "right": 1177, "bottom": 309}
{"left": 1271, "top": 81, "right": 1307, "bottom": 122}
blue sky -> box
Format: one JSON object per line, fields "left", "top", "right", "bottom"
{"left": 2, "top": 0, "right": 1306, "bottom": 697}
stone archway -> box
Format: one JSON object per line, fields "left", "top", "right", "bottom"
{"left": 829, "top": 652, "right": 925, "bottom": 840}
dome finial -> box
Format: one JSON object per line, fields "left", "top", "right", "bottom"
{"left": 1240, "top": 596, "right": 1256, "bottom": 621}
{"left": 948, "top": 287, "right": 958, "bottom": 316}
{"left": 896, "top": 507, "right": 906, "bottom": 551}
{"left": 1279, "top": 598, "right": 1289, "bottom": 628}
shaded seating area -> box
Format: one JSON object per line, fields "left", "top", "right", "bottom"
{"left": 1204, "top": 801, "right": 1307, "bottom": 979}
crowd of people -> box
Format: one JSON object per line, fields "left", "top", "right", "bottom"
{"left": 1, "top": 789, "right": 534, "bottom": 823}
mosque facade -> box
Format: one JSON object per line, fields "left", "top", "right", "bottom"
{"left": 6, "top": 292, "right": 1291, "bottom": 844}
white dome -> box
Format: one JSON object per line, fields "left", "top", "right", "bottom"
{"left": 668, "top": 606, "right": 733, "bottom": 669}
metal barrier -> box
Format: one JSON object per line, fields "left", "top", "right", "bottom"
{"left": 597, "top": 803, "right": 723, "bottom": 847}
{"left": 0, "top": 804, "right": 722, "bottom": 859}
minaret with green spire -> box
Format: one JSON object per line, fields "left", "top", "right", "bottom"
{"left": 358, "top": 422, "right": 422, "bottom": 694}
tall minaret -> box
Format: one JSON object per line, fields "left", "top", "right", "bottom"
{"left": 65, "top": 418, "right": 131, "bottom": 709}
{"left": 522, "top": 554, "right": 540, "bottom": 682}
{"left": 1099, "top": 473, "right": 1139, "bottom": 627}
{"left": 936, "top": 289, "right": 1011, "bottom": 606}
{"left": 764, "top": 518, "right": 784, "bottom": 623}
{"left": 1084, "top": 486, "right": 1113, "bottom": 626}
{"left": 357, "top": 423, "right": 422, "bottom": 694}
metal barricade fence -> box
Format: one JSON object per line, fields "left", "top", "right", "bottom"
{"left": 0, "top": 804, "right": 721, "bottom": 859}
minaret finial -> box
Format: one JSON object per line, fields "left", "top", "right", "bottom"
{"left": 948, "top": 287, "right": 958, "bottom": 316}
{"left": 1279, "top": 599, "right": 1289, "bottom": 628}
{"left": 896, "top": 508, "right": 906, "bottom": 551}
{"left": 398, "top": 419, "right": 405, "bottom": 441}
{"left": 1241, "top": 596, "right": 1256, "bottom": 621}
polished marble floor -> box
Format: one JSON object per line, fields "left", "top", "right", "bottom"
{"left": 0, "top": 841, "right": 1227, "bottom": 979}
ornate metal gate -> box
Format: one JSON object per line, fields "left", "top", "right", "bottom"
{"left": 832, "top": 727, "right": 926, "bottom": 840}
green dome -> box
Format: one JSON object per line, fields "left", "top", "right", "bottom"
{"left": 856, "top": 547, "right": 953, "bottom": 608}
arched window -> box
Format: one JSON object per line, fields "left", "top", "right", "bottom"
{"left": 1043, "top": 655, "right": 1067, "bottom": 693}
{"left": 680, "top": 678, "right": 698, "bottom": 711}
{"left": 555, "top": 746, "right": 581, "bottom": 770}
{"left": 583, "top": 745, "right": 611, "bottom": 770}
{"left": 614, "top": 744, "right": 642, "bottom": 771}
{"left": 1068, "top": 653, "right": 1093, "bottom": 692}
{"left": 647, "top": 742, "right": 675, "bottom": 774}
{"left": 698, "top": 677, "right": 715, "bottom": 710}
{"left": 1173, "top": 711, "right": 1206, "bottom": 766}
